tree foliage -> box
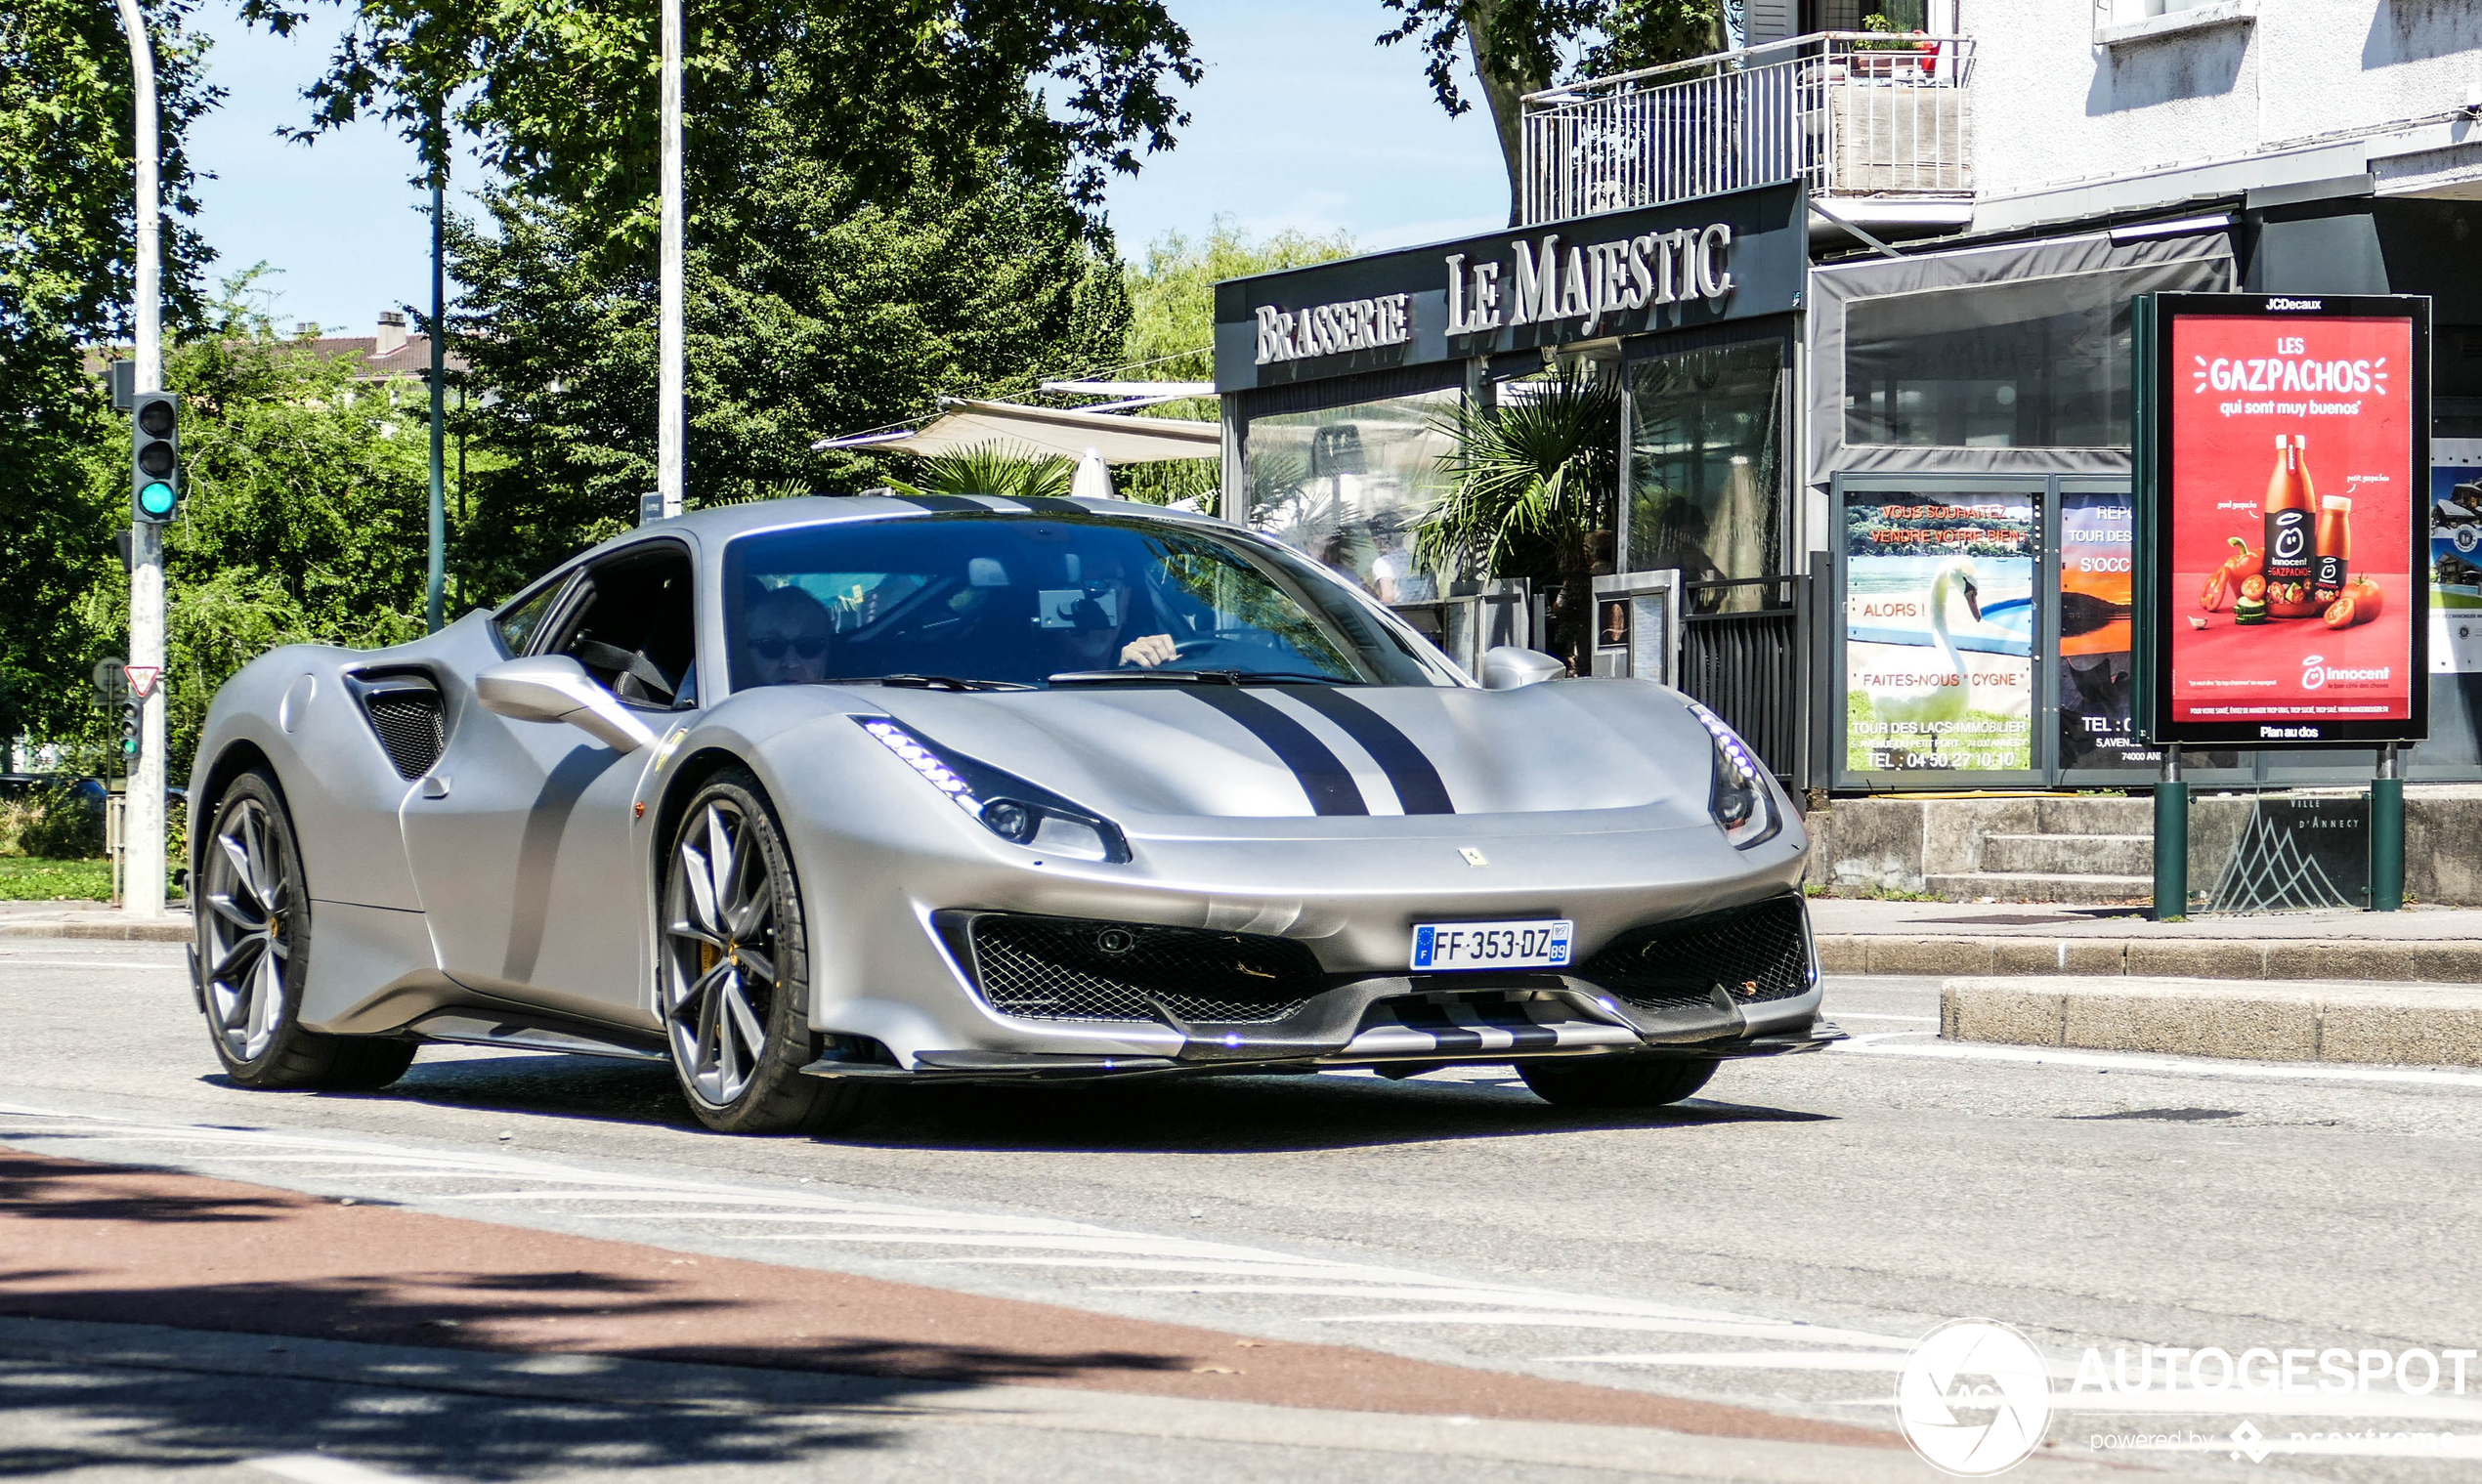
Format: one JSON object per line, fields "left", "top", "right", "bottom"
{"left": 238, "top": 0, "right": 1200, "bottom": 247}
{"left": 445, "top": 90, "right": 1132, "bottom": 601}
{"left": 1415, "top": 372, "right": 1619, "bottom": 672}
{"left": 0, "top": 0, "right": 221, "bottom": 748}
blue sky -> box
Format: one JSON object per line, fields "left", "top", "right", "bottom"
{"left": 182, "top": 1, "right": 1509, "bottom": 339}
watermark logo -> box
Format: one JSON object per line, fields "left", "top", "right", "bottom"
{"left": 1898, "top": 1319, "right": 2053, "bottom": 1476}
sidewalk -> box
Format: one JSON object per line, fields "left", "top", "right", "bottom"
{"left": 1810, "top": 897, "right": 2482, "bottom": 982}
{"left": 0, "top": 901, "right": 190, "bottom": 942}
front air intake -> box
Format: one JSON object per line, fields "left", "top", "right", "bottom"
{"left": 347, "top": 669, "right": 448, "bottom": 780}
{"left": 1575, "top": 895, "right": 1813, "bottom": 1012}
{"left": 960, "top": 913, "right": 1325, "bottom": 1025}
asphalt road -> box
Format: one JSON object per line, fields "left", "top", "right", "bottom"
{"left": 6, "top": 938, "right": 2482, "bottom": 1483}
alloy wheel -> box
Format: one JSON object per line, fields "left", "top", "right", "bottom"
{"left": 663, "top": 799, "right": 782, "bottom": 1107}
{"left": 202, "top": 796, "right": 292, "bottom": 1062}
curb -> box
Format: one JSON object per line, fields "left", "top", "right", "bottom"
{"left": 0, "top": 917, "right": 193, "bottom": 943}
{"left": 1941, "top": 976, "right": 2482, "bottom": 1067}
{"left": 1818, "top": 933, "right": 2482, "bottom": 984}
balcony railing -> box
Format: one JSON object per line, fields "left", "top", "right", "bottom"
{"left": 1519, "top": 32, "right": 1977, "bottom": 226}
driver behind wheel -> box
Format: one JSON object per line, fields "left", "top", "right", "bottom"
{"left": 1036, "top": 548, "right": 1177, "bottom": 672}
{"left": 745, "top": 584, "right": 836, "bottom": 685}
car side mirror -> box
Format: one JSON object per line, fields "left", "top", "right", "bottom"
{"left": 1479, "top": 646, "right": 1567, "bottom": 690}
{"left": 476, "top": 655, "right": 657, "bottom": 753}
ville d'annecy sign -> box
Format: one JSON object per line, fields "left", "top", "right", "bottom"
{"left": 1213, "top": 180, "right": 1807, "bottom": 394}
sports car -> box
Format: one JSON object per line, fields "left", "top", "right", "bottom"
{"left": 187, "top": 493, "right": 1835, "bottom": 1133}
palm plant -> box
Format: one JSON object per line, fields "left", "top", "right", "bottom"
{"left": 1414, "top": 372, "right": 1620, "bottom": 673}
{"left": 891, "top": 443, "right": 1075, "bottom": 500}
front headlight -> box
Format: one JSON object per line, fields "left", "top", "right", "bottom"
{"left": 858, "top": 717, "right": 1130, "bottom": 864}
{"left": 1684, "top": 699, "right": 1780, "bottom": 850}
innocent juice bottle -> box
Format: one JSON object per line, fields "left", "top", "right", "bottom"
{"left": 2263, "top": 435, "right": 2318, "bottom": 617}
{"left": 2314, "top": 495, "right": 2352, "bottom": 603}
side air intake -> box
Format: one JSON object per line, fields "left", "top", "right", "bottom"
{"left": 347, "top": 669, "right": 448, "bottom": 781}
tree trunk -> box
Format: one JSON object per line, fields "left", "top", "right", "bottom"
{"left": 1461, "top": 0, "right": 1547, "bottom": 228}
{"left": 1556, "top": 530, "right": 1594, "bottom": 674}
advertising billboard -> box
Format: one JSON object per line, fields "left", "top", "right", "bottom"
{"left": 2140, "top": 293, "right": 2431, "bottom": 748}
{"left": 1844, "top": 491, "right": 2036, "bottom": 777}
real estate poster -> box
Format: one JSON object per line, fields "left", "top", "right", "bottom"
{"left": 2058, "top": 489, "right": 2156, "bottom": 770}
{"left": 2161, "top": 304, "right": 2422, "bottom": 744}
{"left": 1845, "top": 493, "right": 2035, "bottom": 775}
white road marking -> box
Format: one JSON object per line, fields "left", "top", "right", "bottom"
{"left": 1555, "top": 1351, "right": 1910, "bottom": 1373}
{"left": 1835, "top": 1033, "right": 2482, "bottom": 1087}
{"left": 249, "top": 1455, "right": 426, "bottom": 1484}
{"left": 1822, "top": 1013, "right": 1937, "bottom": 1024}
{"left": 0, "top": 959, "right": 183, "bottom": 971}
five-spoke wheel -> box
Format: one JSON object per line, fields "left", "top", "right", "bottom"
{"left": 661, "top": 769, "right": 877, "bottom": 1133}
{"left": 197, "top": 770, "right": 414, "bottom": 1089}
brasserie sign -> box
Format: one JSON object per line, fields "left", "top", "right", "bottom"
{"left": 1216, "top": 181, "right": 1805, "bottom": 392}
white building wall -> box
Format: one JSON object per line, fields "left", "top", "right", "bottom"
{"left": 1964, "top": 1, "right": 2482, "bottom": 199}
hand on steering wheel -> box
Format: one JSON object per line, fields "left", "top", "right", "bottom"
{"left": 1120, "top": 633, "right": 1183, "bottom": 668}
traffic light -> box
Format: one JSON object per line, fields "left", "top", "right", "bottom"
{"left": 131, "top": 391, "right": 180, "bottom": 523}
{"left": 120, "top": 694, "right": 143, "bottom": 761}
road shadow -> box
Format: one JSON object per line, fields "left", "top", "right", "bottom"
{"left": 0, "top": 1343, "right": 901, "bottom": 1480}
{"left": 0, "top": 1148, "right": 297, "bottom": 1224}
{"left": 325, "top": 1050, "right": 1836, "bottom": 1154}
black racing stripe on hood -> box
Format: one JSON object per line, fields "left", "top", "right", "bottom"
{"left": 1185, "top": 689, "right": 1368, "bottom": 816}
{"left": 1274, "top": 687, "right": 1454, "bottom": 815}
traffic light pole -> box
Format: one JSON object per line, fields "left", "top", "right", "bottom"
{"left": 115, "top": 0, "right": 168, "bottom": 919}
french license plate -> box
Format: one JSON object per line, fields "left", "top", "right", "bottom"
{"left": 1410, "top": 919, "right": 1573, "bottom": 972}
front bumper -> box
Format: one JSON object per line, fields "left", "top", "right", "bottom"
{"left": 803, "top": 892, "right": 1831, "bottom": 1083}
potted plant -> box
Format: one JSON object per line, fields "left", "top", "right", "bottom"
{"left": 1852, "top": 14, "right": 1938, "bottom": 79}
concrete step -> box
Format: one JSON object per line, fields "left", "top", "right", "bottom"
{"left": 2031, "top": 795, "right": 2155, "bottom": 835}
{"left": 1943, "top": 975, "right": 2482, "bottom": 1067}
{"left": 1980, "top": 833, "right": 2154, "bottom": 877}
{"left": 1922, "top": 871, "right": 2155, "bottom": 905}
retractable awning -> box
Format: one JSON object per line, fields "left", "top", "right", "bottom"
{"left": 814, "top": 398, "right": 1220, "bottom": 465}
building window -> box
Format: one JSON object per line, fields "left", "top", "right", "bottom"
{"left": 1244, "top": 389, "right": 1459, "bottom": 603}
{"left": 1842, "top": 266, "right": 2189, "bottom": 449}
{"left": 1629, "top": 340, "right": 1786, "bottom": 592}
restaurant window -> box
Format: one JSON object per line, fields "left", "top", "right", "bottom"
{"left": 1628, "top": 340, "right": 1787, "bottom": 604}
{"left": 1244, "top": 388, "right": 1459, "bottom": 602}
{"left": 1844, "top": 261, "right": 2229, "bottom": 450}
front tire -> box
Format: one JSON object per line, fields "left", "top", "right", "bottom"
{"left": 197, "top": 771, "right": 415, "bottom": 1090}
{"left": 661, "top": 770, "right": 877, "bottom": 1134}
{"left": 1518, "top": 1055, "right": 1717, "bottom": 1109}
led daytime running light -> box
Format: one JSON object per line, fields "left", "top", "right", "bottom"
{"left": 1686, "top": 700, "right": 1762, "bottom": 782}
{"left": 862, "top": 720, "right": 983, "bottom": 817}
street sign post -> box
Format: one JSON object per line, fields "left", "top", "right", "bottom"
{"left": 2135, "top": 291, "right": 2433, "bottom": 915}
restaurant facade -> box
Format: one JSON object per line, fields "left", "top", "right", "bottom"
{"left": 1212, "top": 146, "right": 2482, "bottom": 800}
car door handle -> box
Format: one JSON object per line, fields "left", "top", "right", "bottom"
{"left": 420, "top": 774, "right": 450, "bottom": 799}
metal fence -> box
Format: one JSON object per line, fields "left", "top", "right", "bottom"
{"left": 1519, "top": 33, "right": 1977, "bottom": 226}
{"left": 1680, "top": 576, "right": 1809, "bottom": 785}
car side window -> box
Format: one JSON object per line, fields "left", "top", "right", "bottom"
{"left": 546, "top": 543, "right": 699, "bottom": 710}
{"left": 494, "top": 576, "right": 569, "bottom": 656}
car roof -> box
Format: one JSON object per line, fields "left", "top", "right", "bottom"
{"left": 603, "top": 493, "right": 1237, "bottom": 553}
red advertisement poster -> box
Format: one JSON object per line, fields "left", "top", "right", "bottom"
{"left": 2166, "top": 312, "right": 2417, "bottom": 737}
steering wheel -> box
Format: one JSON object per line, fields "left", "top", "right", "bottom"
{"left": 1172, "top": 639, "right": 1222, "bottom": 659}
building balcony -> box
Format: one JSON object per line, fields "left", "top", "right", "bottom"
{"left": 1519, "top": 32, "right": 1977, "bottom": 230}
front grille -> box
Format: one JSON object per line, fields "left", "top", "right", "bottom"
{"left": 967, "top": 914, "right": 1326, "bottom": 1024}
{"left": 350, "top": 671, "right": 447, "bottom": 780}
{"left": 1576, "top": 895, "right": 1812, "bottom": 1013}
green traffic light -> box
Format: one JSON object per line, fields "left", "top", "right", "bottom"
{"left": 138, "top": 480, "right": 177, "bottom": 517}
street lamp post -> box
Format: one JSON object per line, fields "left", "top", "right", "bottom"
{"left": 113, "top": 0, "right": 168, "bottom": 920}
{"left": 654, "top": 0, "right": 684, "bottom": 522}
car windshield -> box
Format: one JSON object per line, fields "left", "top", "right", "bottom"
{"left": 722, "top": 512, "right": 1455, "bottom": 693}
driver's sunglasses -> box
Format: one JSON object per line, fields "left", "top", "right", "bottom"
{"left": 751, "top": 635, "right": 828, "bottom": 660}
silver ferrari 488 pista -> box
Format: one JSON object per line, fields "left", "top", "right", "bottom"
{"left": 187, "top": 494, "right": 1835, "bottom": 1133}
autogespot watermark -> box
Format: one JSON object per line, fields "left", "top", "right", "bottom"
{"left": 1897, "top": 1323, "right": 2482, "bottom": 1474}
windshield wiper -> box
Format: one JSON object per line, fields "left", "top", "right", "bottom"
{"left": 1045, "top": 669, "right": 1360, "bottom": 687}
{"left": 831, "top": 674, "right": 1034, "bottom": 693}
